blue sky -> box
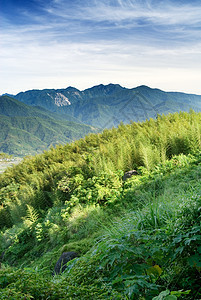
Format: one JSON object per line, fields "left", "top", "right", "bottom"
{"left": 1, "top": 0, "right": 201, "bottom": 94}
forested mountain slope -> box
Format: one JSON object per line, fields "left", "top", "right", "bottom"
{"left": 0, "top": 96, "right": 97, "bottom": 155}
{"left": 14, "top": 84, "right": 201, "bottom": 127}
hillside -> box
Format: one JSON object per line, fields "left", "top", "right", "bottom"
{"left": 14, "top": 84, "right": 201, "bottom": 128}
{"left": 0, "top": 96, "right": 98, "bottom": 155}
{"left": 0, "top": 111, "right": 201, "bottom": 299}
{"left": 3, "top": 85, "right": 201, "bottom": 156}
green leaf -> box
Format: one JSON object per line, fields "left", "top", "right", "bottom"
{"left": 112, "top": 276, "right": 123, "bottom": 285}
{"left": 152, "top": 289, "right": 170, "bottom": 299}
{"left": 188, "top": 254, "right": 201, "bottom": 267}
{"left": 184, "top": 235, "right": 201, "bottom": 245}
{"left": 171, "top": 290, "right": 191, "bottom": 296}
{"left": 165, "top": 296, "right": 177, "bottom": 300}
{"left": 173, "top": 235, "right": 183, "bottom": 243}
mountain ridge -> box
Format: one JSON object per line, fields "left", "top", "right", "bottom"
{"left": 14, "top": 84, "right": 201, "bottom": 128}
{"left": 2, "top": 84, "right": 201, "bottom": 155}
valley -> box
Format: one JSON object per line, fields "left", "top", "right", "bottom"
{"left": 0, "top": 157, "right": 22, "bottom": 174}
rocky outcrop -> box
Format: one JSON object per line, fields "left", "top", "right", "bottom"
{"left": 54, "top": 93, "right": 71, "bottom": 106}
{"left": 0, "top": 251, "right": 5, "bottom": 269}
{"left": 123, "top": 170, "right": 138, "bottom": 181}
{"left": 53, "top": 251, "right": 78, "bottom": 275}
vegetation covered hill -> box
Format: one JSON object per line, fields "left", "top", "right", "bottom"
{"left": 0, "top": 96, "right": 97, "bottom": 155}
{"left": 14, "top": 84, "right": 201, "bottom": 127}
{"left": 0, "top": 111, "right": 201, "bottom": 299}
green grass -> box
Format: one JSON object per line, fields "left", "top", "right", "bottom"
{"left": 0, "top": 152, "right": 201, "bottom": 299}
{"left": 0, "top": 112, "right": 201, "bottom": 299}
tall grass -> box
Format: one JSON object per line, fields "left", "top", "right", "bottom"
{"left": 1, "top": 111, "right": 201, "bottom": 228}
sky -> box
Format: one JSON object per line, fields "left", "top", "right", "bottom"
{"left": 1, "top": 0, "right": 201, "bottom": 95}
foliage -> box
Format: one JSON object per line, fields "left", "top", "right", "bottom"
{"left": 0, "top": 266, "right": 119, "bottom": 299}
{"left": 153, "top": 289, "right": 191, "bottom": 300}
{"left": 0, "top": 152, "right": 13, "bottom": 159}
{"left": 58, "top": 170, "right": 123, "bottom": 212}
{"left": 0, "top": 111, "right": 201, "bottom": 299}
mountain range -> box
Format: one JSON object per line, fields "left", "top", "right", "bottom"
{"left": 14, "top": 84, "right": 201, "bottom": 128}
{"left": 1, "top": 84, "right": 201, "bottom": 155}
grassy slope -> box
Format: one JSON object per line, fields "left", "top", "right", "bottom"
{"left": 0, "top": 111, "right": 201, "bottom": 299}
{"left": 0, "top": 96, "right": 98, "bottom": 155}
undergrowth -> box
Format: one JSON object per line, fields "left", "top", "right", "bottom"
{"left": 0, "top": 111, "right": 201, "bottom": 299}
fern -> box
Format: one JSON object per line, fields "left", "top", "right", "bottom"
{"left": 23, "top": 205, "right": 39, "bottom": 227}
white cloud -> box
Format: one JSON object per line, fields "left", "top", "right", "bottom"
{"left": 1, "top": 35, "right": 201, "bottom": 94}
{"left": 1, "top": 0, "right": 201, "bottom": 95}
{"left": 45, "top": 0, "right": 201, "bottom": 28}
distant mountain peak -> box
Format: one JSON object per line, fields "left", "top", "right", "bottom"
{"left": 65, "top": 86, "right": 80, "bottom": 92}
{"left": 83, "top": 83, "right": 124, "bottom": 95}
{"left": 88, "top": 83, "right": 123, "bottom": 89}
{"left": 136, "top": 85, "right": 152, "bottom": 90}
